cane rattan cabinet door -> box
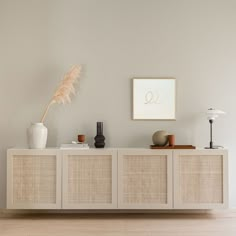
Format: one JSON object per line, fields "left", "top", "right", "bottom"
{"left": 173, "top": 150, "right": 228, "bottom": 209}
{"left": 62, "top": 149, "right": 117, "bottom": 209}
{"left": 7, "top": 149, "right": 61, "bottom": 209}
{"left": 118, "top": 150, "right": 172, "bottom": 209}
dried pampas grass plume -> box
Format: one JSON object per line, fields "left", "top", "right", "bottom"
{"left": 41, "top": 65, "right": 81, "bottom": 123}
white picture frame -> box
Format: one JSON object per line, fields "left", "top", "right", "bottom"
{"left": 132, "top": 77, "right": 176, "bottom": 120}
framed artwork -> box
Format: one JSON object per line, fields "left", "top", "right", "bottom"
{"left": 132, "top": 77, "right": 176, "bottom": 120}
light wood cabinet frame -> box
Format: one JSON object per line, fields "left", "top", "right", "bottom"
{"left": 7, "top": 148, "right": 228, "bottom": 210}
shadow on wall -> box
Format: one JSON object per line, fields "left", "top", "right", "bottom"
{"left": 47, "top": 126, "right": 58, "bottom": 147}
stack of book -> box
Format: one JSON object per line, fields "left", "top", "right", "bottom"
{"left": 60, "top": 143, "right": 89, "bottom": 149}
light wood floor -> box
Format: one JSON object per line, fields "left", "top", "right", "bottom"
{"left": 0, "top": 211, "right": 236, "bottom": 236}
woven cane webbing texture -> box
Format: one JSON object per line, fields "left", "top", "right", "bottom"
{"left": 13, "top": 155, "right": 56, "bottom": 204}
{"left": 68, "top": 155, "right": 112, "bottom": 204}
{"left": 179, "top": 155, "right": 223, "bottom": 204}
{"left": 123, "top": 155, "right": 167, "bottom": 204}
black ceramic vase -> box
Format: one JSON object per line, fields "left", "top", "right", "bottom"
{"left": 94, "top": 122, "right": 105, "bottom": 148}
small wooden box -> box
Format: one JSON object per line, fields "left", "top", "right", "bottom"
{"left": 150, "top": 145, "right": 196, "bottom": 149}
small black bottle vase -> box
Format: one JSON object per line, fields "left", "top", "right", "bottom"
{"left": 94, "top": 122, "right": 105, "bottom": 148}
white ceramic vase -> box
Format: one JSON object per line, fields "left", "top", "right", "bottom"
{"left": 28, "top": 123, "right": 48, "bottom": 149}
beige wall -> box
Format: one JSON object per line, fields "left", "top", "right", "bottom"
{"left": 1, "top": 0, "right": 236, "bottom": 208}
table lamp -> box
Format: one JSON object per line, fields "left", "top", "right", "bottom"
{"left": 205, "top": 108, "right": 225, "bottom": 149}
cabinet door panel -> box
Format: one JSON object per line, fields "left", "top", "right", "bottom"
{"left": 62, "top": 150, "right": 117, "bottom": 209}
{"left": 118, "top": 150, "right": 172, "bottom": 209}
{"left": 7, "top": 149, "right": 61, "bottom": 209}
{"left": 173, "top": 150, "right": 228, "bottom": 209}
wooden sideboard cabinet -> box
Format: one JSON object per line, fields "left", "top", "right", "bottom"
{"left": 7, "top": 148, "right": 228, "bottom": 210}
{"left": 7, "top": 149, "right": 61, "bottom": 209}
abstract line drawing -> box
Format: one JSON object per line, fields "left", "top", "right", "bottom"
{"left": 132, "top": 78, "right": 176, "bottom": 120}
{"left": 144, "top": 91, "right": 160, "bottom": 104}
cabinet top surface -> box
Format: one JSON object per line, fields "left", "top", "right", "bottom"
{"left": 8, "top": 147, "right": 228, "bottom": 151}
